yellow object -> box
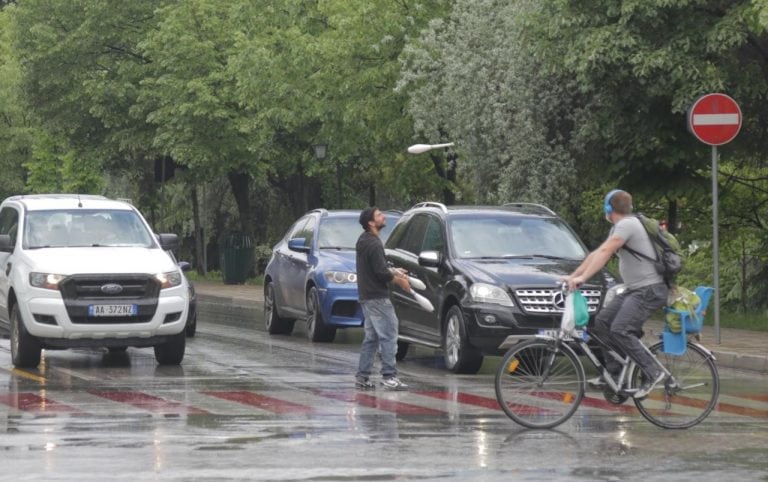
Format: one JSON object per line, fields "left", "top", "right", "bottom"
{"left": 562, "top": 393, "right": 574, "bottom": 404}
{"left": 666, "top": 286, "right": 700, "bottom": 333}
{"left": 507, "top": 359, "right": 520, "bottom": 373}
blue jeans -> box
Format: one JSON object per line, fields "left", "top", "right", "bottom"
{"left": 357, "top": 298, "right": 398, "bottom": 379}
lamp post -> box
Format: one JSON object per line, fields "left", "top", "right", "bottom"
{"left": 313, "top": 143, "right": 341, "bottom": 208}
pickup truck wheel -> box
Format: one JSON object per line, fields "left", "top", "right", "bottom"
{"left": 154, "top": 331, "right": 185, "bottom": 365}
{"left": 185, "top": 310, "right": 197, "bottom": 338}
{"left": 306, "top": 286, "right": 336, "bottom": 342}
{"left": 10, "top": 304, "right": 41, "bottom": 368}
{"left": 443, "top": 305, "right": 483, "bottom": 374}
{"left": 265, "top": 282, "right": 295, "bottom": 335}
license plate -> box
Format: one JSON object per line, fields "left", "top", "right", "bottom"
{"left": 88, "top": 304, "right": 138, "bottom": 317}
{"left": 538, "top": 329, "right": 584, "bottom": 340}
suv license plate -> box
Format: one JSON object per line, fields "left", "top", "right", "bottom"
{"left": 88, "top": 304, "right": 138, "bottom": 317}
{"left": 538, "top": 329, "right": 584, "bottom": 340}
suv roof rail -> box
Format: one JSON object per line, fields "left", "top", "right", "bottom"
{"left": 411, "top": 202, "right": 448, "bottom": 213}
{"left": 502, "top": 202, "right": 557, "bottom": 216}
{"left": 7, "top": 194, "right": 108, "bottom": 201}
{"left": 308, "top": 208, "right": 328, "bottom": 215}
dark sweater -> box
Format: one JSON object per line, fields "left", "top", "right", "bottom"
{"left": 356, "top": 231, "right": 393, "bottom": 300}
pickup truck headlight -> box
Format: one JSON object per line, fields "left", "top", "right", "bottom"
{"left": 469, "top": 283, "right": 514, "bottom": 307}
{"left": 323, "top": 271, "right": 357, "bottom": 284}
{"left": 155, "top": 271, "right": 182, "bottom": 289}
{"left": 29, "top": 272, "right": 66, "bottom": 290}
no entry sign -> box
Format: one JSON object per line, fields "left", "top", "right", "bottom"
{"left": 687, "top": 93, "right": 742, "bottom": 146}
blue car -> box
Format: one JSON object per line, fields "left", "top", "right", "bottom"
{"left": 263, "top": 209, "right": 400, "bottom": 342}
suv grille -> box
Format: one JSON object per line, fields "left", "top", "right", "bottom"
{"left": 514, "top": 288, "right": 602, "bottom": 314}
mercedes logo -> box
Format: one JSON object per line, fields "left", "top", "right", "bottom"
{"left": 551, "top": 291, "right": 566, "bottom": 310}
{"left": 101, "top": 283, "right": 124, "bottom": 295}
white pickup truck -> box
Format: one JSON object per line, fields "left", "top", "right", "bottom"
{"left": 0, "top": 194, "right": 189, "bottom": 367}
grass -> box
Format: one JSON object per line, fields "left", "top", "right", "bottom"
{"left": 703, "top": 309, "right": 768, "bottom": 332}
{"left": 186, "top": 270, "right": 264, "bottom": 286}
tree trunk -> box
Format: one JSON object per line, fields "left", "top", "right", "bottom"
{"left": 191, "top": 184, "right": 206, "bottom": 276}
{"left": 667, "top": 198, "right": 678, "bottom": 234}
{"left": 227, "top": 170, "right": 255, "bottom": 241}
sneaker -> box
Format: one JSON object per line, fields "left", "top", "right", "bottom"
{"left": 355, "top": 376, "right": 375, "bottom": 390}
{"left": 633, "top": 371, "right": 665, "bottom": 399}
{"left": 587, "top": 376, "right": 607, "bottom": 388}
{"left": 380, "top": 377, "right": 408, "bottom": 391}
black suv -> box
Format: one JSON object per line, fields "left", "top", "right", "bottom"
{"left": 384, "top": 202, "right": 611, "bottom": 374}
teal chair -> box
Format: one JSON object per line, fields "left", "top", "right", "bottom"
{"left": 662, "top": 286, "right": 714, "bottom": 355}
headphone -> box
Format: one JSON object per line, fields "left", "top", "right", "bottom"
{"left": 603, "top": 189, "right": 624, "bottom": 215}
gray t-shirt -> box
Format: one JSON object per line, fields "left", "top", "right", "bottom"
{"left": 611, "top": 216, "right": 663, "bottom": 290}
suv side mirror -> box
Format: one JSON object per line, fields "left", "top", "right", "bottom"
{"left": 418, "top": 251, "right": 441, "bottom": 267}
{"left": 178, "top": 261, "right": 191, "bottom": 272}
{"left": 157, "top": 233, "right": 180, "bottom": 251}
{"left": 0, "top": 234, "right": 12, "bottom": 252}
{"left": 288, "top": 238, "right": 310, "bottom": 253}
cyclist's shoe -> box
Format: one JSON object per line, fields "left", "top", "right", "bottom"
{"left": 587, "top": 376, "right": 608, "bottom": 388}
{"left": 381, "top": 377, "right": 408, "bottom": 391}
{"left": 633, "top": 371, "right": 665, "bottom": 399}
{"left": 355, "top": 376, "right": 375, "bottom": 390}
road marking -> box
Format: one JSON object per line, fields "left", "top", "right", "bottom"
{"left": 647, "top": 393, "right": 768, "bottom": 419}
{"left": 315, "top": 390, "right": 445, "bottom": 416}
{"left": 204, "top": 391, "right": 313, "bottom": 414}
{"left": 0, "top": 392, "right": 80, "bottom": 413}
{"left": 89, "top": 390, "right": 208, "bottom": 415}
{"left": 416, "top": 391, "right": 503, "bottom": 410}
{"left": 10, "top": 368, "right": 46, "bottom": 383}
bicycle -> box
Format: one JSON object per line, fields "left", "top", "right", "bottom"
{"left": 494, "top": 284, "right": 720, "bottom": 429}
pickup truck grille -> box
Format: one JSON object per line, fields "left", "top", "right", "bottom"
{"left": 514, "top": 287, "right": 602, "bottom": 314}
{"left": 59, "top": 274, "right": 159, "bottom": 300}
{"left": 59, "top": 274, "right": 160, "bottom": 324}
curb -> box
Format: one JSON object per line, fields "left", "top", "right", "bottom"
{"left": 197, "top": 294, "right": 767, "bottom": 374}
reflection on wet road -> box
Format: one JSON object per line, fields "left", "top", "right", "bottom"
{"left": 1, "top": 318, "right": 767, "bottom": 481}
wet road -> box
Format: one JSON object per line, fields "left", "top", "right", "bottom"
{"left": 1, "top": 315, "right": 767, "bottom": 481}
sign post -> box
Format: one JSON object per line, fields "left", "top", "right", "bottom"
{"left": 687, "top": 93, "right": 742, "bottom": 344}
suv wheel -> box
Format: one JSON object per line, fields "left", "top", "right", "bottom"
{"left": 443, "top": 305, "right": 483, "bottom": 374}
{"left": 306, "top": 286, "right": 336, "bottom": 342}
{"left": 264, "top": 282, "right": 295, "bottom": 335}
{"left": 154, "top": 331, "right": 185, "bottom": 365}
{"left": 10, "top": 304, "right": 41, "bottom": 368}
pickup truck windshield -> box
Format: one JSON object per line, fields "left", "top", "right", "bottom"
{"left": 24, "top": 209, "right": 155, "bottom": 249}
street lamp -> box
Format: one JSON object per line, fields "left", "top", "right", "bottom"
{"left": 313, "top": 143, "right": 327, "bottom": 160}
{"left": 406, "top": 142, "right": 455, "bottom": 154}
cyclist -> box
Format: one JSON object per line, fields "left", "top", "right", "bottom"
{"left": 563, "top": 189, "right": 668, "bottom": 398}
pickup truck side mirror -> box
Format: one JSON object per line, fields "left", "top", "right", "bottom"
{"left": 157, "top": 233, "right": 180, "bottom": 251}
{"left": 0, "top": 234, "right": 13, "bottom": 253}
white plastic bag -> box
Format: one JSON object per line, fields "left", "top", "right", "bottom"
{"left": 560, "top": 292, "right": 576, "bottom": 333}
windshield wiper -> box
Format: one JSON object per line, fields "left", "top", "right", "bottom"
{"left": 319, "top": 246, "right": 353, "bottom": 250}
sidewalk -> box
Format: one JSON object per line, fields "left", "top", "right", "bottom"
{"left": 193, "top": 280, "right": 767, "bottom": 374}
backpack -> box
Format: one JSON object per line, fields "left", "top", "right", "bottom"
{"left": 622, "top": 214, "right": 684, "bottom": 285}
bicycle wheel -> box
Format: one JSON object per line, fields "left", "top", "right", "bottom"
{"left": 495, "top": 339, "right": 585, "bottom": 429}
{"left": 631, "top": 341, "right": 720, "bottom": 429}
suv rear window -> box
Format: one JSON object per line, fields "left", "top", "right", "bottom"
{"left": 24, "top": 209, "right": 155, "bottom": 249}
{"left": 448, "top": 214, "right": 587, "bottom": 260}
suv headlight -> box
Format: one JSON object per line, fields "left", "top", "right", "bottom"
{"left": 29, "top": 272, "right": 66, "bottom": 290}
{"left": 155, "top": 271, "right": 183, "bottom": 289}
{"left": 603, "top": 283, "right": 626, "bottom": 307}
{"left": 324, "top": 271, "right": 357, "bottom": 284}
{"left": 469, "top": 283, "right": 514, "bottom": 307}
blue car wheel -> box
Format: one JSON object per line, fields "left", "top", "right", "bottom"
{"left": 306, "top": 286, "right": 336, "bottom": 342}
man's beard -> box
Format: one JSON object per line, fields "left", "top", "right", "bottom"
{"left": 377, "top": 220, "right": 387, "bottom": 230}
